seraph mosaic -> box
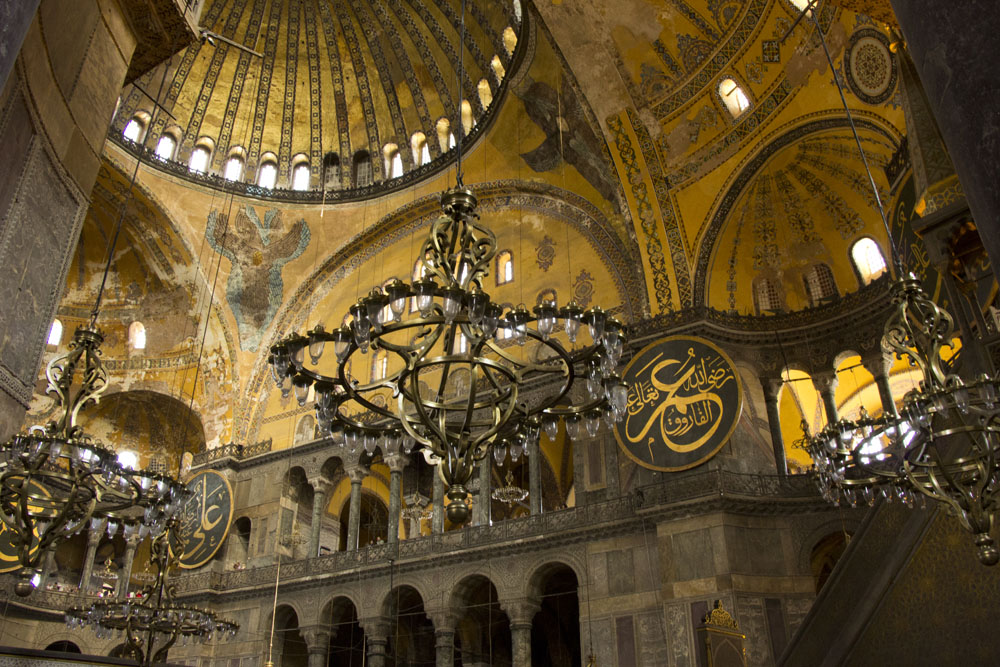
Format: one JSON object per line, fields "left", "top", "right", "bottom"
{"left": 206, "top": 205, "right": 311, "bottom": 352}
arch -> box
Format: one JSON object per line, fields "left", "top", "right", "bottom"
{"left": 128, "top": 320, "right": 146, "bottom": 349}
{"left": 223, "top": 147, "right": 246, "bottom": 181}
{"left": 752, "top": 275, "right": 782, "bottom": 314}
{"left": 718, "top": 76, "right": 751, "bottom": 118}
{"left": 503, "top": 26, "right": 518, "bottom": 55}
{"left": 461, "top": 100, "right": 474, "bottom": 135}
{"left": 496, "top": 249, "right": 514, "bottom": 285}
{"left": 381, "top": 585, "right": 435, "bottom": 665}
{"left": 353, "top": 150, "right": 373, "bottom": 187}
{"left": 697, "top": 117, "right": 901, "bottom": 304}
{"left": 47, "top": 318, "right": 62, "bottom": 347}
{"left": 122, "top": 111, "right": 149, "bottom": 142}
{"left": 268, "top": 604, "right": 307, "bottom": 667}
{"left": 323, "top": 151, "right": 342, "bottom": 189}
{"left": 803, "top": 263, "right": 838, "bottom": 307}
{"left": 44, "top": 640, "right": 81, "bottom": 653}
{"left": 188, "top": 137, "right": 214, "bottom": 173}
{"left": 450, "top": 574, "right": 512, "bottom": 666}
{"left": 436, "top": 117, "right": 452, "bottom": 153}
{"left": 383, "top": 143, "right": 403, "bottom": 178}
{"left": 320, "top": 595, "right": 365, "bottom": 665}
{"left": 528, "top": 562, "right": 580, "bottom": 667}
{"left": 291, "top": 154, "right": 311, "bottom": 191}
{"left": 810, "top": 531, "right": 852, "bottom": 593}
{"left": 230, "top": 516, "right": 252, "bottom": 565}
{"left": 339, "top": 490, "right": 388, "bottom": 549}
{"left": 258, "top": 153, "right": 279, "bottom": 189}
{"left": 851, "top": 236, "right": 888, "bottom": 286}
{"left": 154, "top": 133, "right": 177, "bottom": 161}
{"left": 478, "top": 78, "right": 494, "bottom": 109}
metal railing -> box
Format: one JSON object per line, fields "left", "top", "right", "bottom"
{"left": 190, "top": 439, "right": 272, "bottom": 467}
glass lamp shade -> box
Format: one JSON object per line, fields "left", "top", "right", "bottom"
{"left": 332, "top": 326, "right": 352, "bottom": 363}
{"left": 386, "top": 279, "right": 409, "bottom": 320}
{"left": 467, "top": 290, "right": 490, "bottom": 326}
{"left": 585, "top": 307, "right": 606, "bottom": 342}
{"left": 441, "top": 287, "right": 464, "bottom": 323}
{"left": 308, "top": 325, "right": 326, "bottom": 364}
{"left": 533, "top": 301, "right": 558, "bottom": 340}
{"left": 566, "top": 415, "right": 581, "bottom": 439}
{"left": 413, "top": 278, "right": 438, "bottom": 317}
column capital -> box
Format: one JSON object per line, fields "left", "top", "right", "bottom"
{"left": 860, "top": 351, "right": 891, "bottom": 378}
{"left": 811, "top": 370, "right": 838, "bottom": 394}
{"left": 502, "top": 599, "right": 541, "bottom": 628}
{"left": 299, "top": 625, "right": 332, "bottom": 654}
{"left": 427, "top": 610, "right": 458, "bottom": 633}
{"left": 760, "top": 376, "right": 784, "bottom": 401}
{"left": 384, "top": 451, "right": 410, "bottom": 473}
{"left": 360, "top": 617, "right": 391, "bottom": 640}
{"left": 308, "top": 476, "right": 336, "bottom": 497}
{"left": 86, "top": 530, "right": 103, "bottom": 547}
{"left": 345, "top": 464, "right": 367, "bottom": 484}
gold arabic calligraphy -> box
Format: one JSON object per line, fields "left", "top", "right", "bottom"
{"left": 624, "top": 347, "right": 735, "bottom": 457}
{"left": 181, "top": 477, "right": 226, "bottom": 561}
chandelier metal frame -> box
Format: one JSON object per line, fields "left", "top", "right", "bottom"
{"left": 270, "top": 187, "right": 627, "bottom": 523}
{"left": 0, "top": 325, "right": 188, "bottom": 595}
{"left": 66, "top": 522, "right": 238, "bottom": 665}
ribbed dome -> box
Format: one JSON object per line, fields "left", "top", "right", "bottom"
{"left": 111, "top": 0, "right": 523, "bottom": 200}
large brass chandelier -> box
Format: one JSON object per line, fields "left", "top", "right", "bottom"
{"left": 0, "top": 325, "right": 188, "bottom": 595}
{"left": 66, "top": 521, "right": 238, "bottom": 665}
{"left": 269, "top": 187, "right": 627, "bottom": 523}
{"left": 793, "top": 2, "right": 1000, "bottom": 565}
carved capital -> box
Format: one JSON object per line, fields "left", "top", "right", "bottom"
{"left": 345, "top": 464, "right": 367, "bottom": 484}
{"left": 760, "top": 376, "right": 784, "bottom": 401}
{"left": 298, "top": 626, "right": 332, "bottom": 653}
{"left": 308, "top": 477, "right": 336, "bottom": 498}
{"left": 502, "top": 598, "right": 541, "bottom": 627}
{"left": 384, "top": 451, "right": 410, "bottom": 474}
{"left": 360, "top": 617, "right": 391, "bottom": 640}
{"left": 427, "top": 610, "right": 457, "bottom": 633}
{"left": 860, "top": 351, "right": 891, "bottom": 379}
{"left": 811, "top": 371, "right": 838, "bottom": 396}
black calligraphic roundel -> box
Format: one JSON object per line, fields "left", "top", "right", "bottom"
{"left": 169, "top": 470, "right": 234, "bottom": 569}
{"left": 613, "top": 336, "right": 743, "bottom": 471}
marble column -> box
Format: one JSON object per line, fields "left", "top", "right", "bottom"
{"left": 888, "top": 0, "right": 1000, "bottom": 269}
{"left": 432, "top": 467, "right": 445, "bottom": 534}
{"left": 345, "top": 464, "right": 366, "bottom": 551}
{"left": 571, "top": 434, "right": 589, "bottom": 506}
{"left": 40, "top": 548, "right": 56, "bottom": 588}
{"left": 604, "top": 434, "right": 621, "bottom": 498}
{"left": 761, "top": 377, "right": 788, "bottom": 476}
{"left": 79, "top": 532, "right": 101, "bottom": 593}
{"left": 385, "top": 452, "right": 409, "bottom": 543}
{"left": 430, "top": 613, "right": 456, "bottom": 667}
{"left": 475, "top": 459, "right": 491, "bottom": 526}
{"left": 115, "top": 535, "right": 141, "bottom": 599}
{"left": 861, "top": 354, "right": 897, "bottom": 418}
{"left": 308, "top": 479, "right": 333, "bottom": 558}
{"left": 813, "top": 372, "right": 839, "bottom": 425}
{"left": 528, "top": 438, "right": 542, "bottom": 515}
{"left": 299, "top": 626, "right": 331, "bottom": 667}
{"left": 364, "top": 621, "right": 390, "bottom": 667}
{"left": 506, "top": 601, "right": 540, "bottom": 667}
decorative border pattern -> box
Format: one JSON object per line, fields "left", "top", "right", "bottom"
{"left": 277, "top": 0, "right": 301, "bottom": 176}
{"left": 247, "top": 0, "right": 284, "bottom": 166}
{"left": 331, "top": 0, "right": 382, "bottom": 178}
{"left": 213, "top": 0, "right": 267, "bottom": 169}
{"left": 316, "top": 0, "right": 352, "bottom": 170}
{"left": 302, "top": 0, "right": 323, "bottom": 176}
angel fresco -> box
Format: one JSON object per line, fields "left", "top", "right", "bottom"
{"left": 206, "top": 205, "right": 311, "bottom": 351}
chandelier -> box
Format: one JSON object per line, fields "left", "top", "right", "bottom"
{"left": 790, "top": 5, "right": 1000, "bottom": 565}
{"left": 269, "top": 187, "right": 628, "bottom": 523}
{"left": 66, "top": 522, "right": 238, "bottom": 665}
{"left": 0, "top": 325, "right": 188, "bottom": 595}
{"left": 492, "top": 470, "right": 528, "bottom": 505}
{"left": 801, "top": 276, "right": 1000, "bottom": 564}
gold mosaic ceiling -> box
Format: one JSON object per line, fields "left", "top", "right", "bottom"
{"left": 114, "top": 0, "right": 520, "bottom": 188}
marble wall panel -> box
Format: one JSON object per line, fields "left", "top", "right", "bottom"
{"left": 609, "top": 549, "right": 636, "bottom": 595}
{"left": 735, "top": 594, "right": 770, "bottom": 667}
{"left": 637, "top": 610, "right": 669, "bottom": 666}
{"left": 616, "top": 615, "right": 638, "bottom": 667}
{"left": 664, "top": 602, "right": 692, "bottom": 667}
{"left": 672, "top": 529, "right": 715, "bottom": 581}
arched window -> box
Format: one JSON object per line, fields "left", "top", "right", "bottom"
{"left": 322, "top": 152, "right": 341, "bottom": 189}
{"left": 478, "top": 79, "right": 493, "bottom": 109}
{"left": 155, "top": 134, "right": 177, "bottom": 160}
{"left": 189, "top": 145, "right": 211, "bottom": 174}
{"left": 449, "top": 131, "right": 456, "bottom": 149}
{"left": 258, "top": 154, "right": 278, "bottom": 189}
{"left": 371, "top": 350, "right": 388, "bottom": 381}
{"left": 128, "top": 321, "right": 146, "bottom": 350}
{"left": 490, "top": 55, "right": 506, "bottom": 82}
{"left": 753, "top": 277, "right": 782, "bottom": 314}
{"left": 117, "top": 450, "right": 139, "bottom": 470}
{"left": 47, "top": 319, "right": 63, "bottom": 347}
{"left": 718, "top": 77, "right": 751, "bottom": 118}
{"left": 803, "top": 263, "right": 838, "bottom": 307}
{"left": 292, "top": 161, "right": 311, "bottom": 191}
{"left": 513, "top": 0, "right": 522, "bottom": 23}
{"left": 353, "top": 150, "right": 373, "bottom": 187}
{"left": 383, "top": 144, "right": 403, "bottom": 178}
{"left": 789, "top": 0, "right": 815, "bottom": 15}
{"left": 503, "top": 27, "right": 518, "bottom": 55}
{"left": 461, "top": 100, "right": 474, "bottom": 135}
{"left": 122, "top": 115, "right": 146, "bottom": 142}
{"left": 436, "top": 118, "right": 452, "bottom": 153}
{"left": 411, "top": 132, "right": 430, "bottom": 166}
{"left": 224, "top": 153, "right": 244, "bottom": 181}
{"left": 496, "top": 250, "right": 514, "bottom": 286}
{"left": 851, "top": 237, "right": 887, "bottom": 285}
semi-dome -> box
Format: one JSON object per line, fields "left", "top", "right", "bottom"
{"left": 110, "top": 0, "right": 524, "bottom": 201}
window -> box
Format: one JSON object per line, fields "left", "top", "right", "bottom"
{"left": 224, "top": 155, "right": 244, "bottom": 181}
{"left": 292, "top": 162, "right": 311, "bottom": 191}
{"left": 189, "top": 146, "right": 210, "bottom": 174}
{"left": 449, "top": 131, "right": 456, "bottom": 149}
{"left": 503, "top": 27, "right": 518, "bottom": 55}
{"left": 258, "top": 159, "right": 278, "bottom": 189}
{"left": 371, "top": 350, "right": 388, "bottom": 381}
{"left": 353, "top": 150, "right": 373, "bottom": 187}
{"left": 411, "top": 133, "right": 430, "bottom": 166}
{"left": 155, "top": 135, "right": 177, "bottom": 160}
{"left": 490, "top": 55, "right": 506, "bottom": 82}
{"left": 47, "top": 319, "right": 62, "bottom": 347}
{"left": 383, "top": 144, "right": 402, "bottom": 179}
{"left": 323, "top": 152, "right": 341, "bottom": 189}
{"left": 513, "top": 0, "right": 522, "bottom": 23}
{"left": 496, "top": 250, "right": 513, "bottom": 285}
{"left": 478, "top": 79, "right": 493, "bottom": 109}
{"left": 789, "top": 0, "right": 814, "bottom": 15}
{"left": 116, "top": 451, "right": 139, "bottom": 470}
{"left": 123, "top": 117, "right": 145, "bottom": 142}
{"left": 436, "top": 118, "right": 452, "bottom": 153}
{"left": 128, "top": 321, "right": 146, "bottom": 350}
{"left": 851, "top": 237, "right": 887, "bottom": 285}
{"left": 753, "top": 277, "right": 782, "bottom": 314}
{"left": 803, "top": 263, "right": 838, "bottom": 307}
{"left": 461, "top": 100, "right": 474, "bottom": 135}
{"left": 719, "top": 77, "right": 751, "bottom": 118}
